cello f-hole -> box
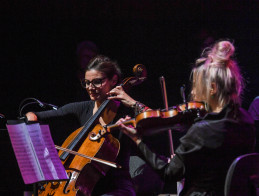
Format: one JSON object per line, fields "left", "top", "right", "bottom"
{"left": 50, "top": 182, "right": 60, "bottom": 190}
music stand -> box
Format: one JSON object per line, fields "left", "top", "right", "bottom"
{"left": 6, "top": 120, "right": 68, "bottom": 195}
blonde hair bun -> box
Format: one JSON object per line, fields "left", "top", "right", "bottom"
{"left": 210, "top": 41, "right": 235, "bottom": 66}
{"left": 192, "top": 39, "right": 243, "bottom": 106}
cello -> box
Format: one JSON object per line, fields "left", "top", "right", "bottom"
{"left": 38, "top": 64, "right": 147, "bottom": 196}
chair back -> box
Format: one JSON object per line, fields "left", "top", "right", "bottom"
{"left": 225, "top": 153, "right": 259, "bottom": 196}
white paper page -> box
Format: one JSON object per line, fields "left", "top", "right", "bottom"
{"left": 29, "top": 124, "right": 68, "bottom": 181}
{"left": 7, "top": 123, "right": 44, "bottom": 184}
{"left": 7, "top": 122, "right": 68, "bottom": 184}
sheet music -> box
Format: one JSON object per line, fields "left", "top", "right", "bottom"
{"left": 6, "top": 122, "right": 68, "bottom": 184}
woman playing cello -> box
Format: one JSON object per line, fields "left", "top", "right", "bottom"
{"left": 26, "top": 55, "right": 147, "bottom": 196}
{"left": 118, "top": 40, "right": 256, "bottom": 196}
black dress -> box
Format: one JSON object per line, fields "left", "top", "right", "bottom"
{"left": 35, "top": 100, "right": 136, "bottom": 196}
{"left": 137, "top": 104, "right": 255, "bottom": 196}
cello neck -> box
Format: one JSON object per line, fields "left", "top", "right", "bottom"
{"left": 59, "top": 99, "right": 111, "bottom": 161}
{"left": 59, "top": 64, "right": 148, "bottom": 161}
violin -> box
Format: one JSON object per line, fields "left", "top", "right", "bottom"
{"left": 89, "top": 101, "right": 206, "bottom": 141}
{"left": 38, "top": 64, "right": 147, "bottom": 196}
{"left": 135, "top": 101, "right": 206, "bottom": 136}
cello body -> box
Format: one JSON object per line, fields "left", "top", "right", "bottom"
{"left": 38, "top": 124, "right": 120, "bottom": 196}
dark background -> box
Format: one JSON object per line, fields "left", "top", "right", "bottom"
{"left": 1, "top": 0, "right": 259, "bottom": 195}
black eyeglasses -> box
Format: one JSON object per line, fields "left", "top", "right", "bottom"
{"left": 81, "top": 77, "right": 107, "bottom": 88}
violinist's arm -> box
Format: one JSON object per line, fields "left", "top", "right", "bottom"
{"left": 117, "top": 122, "right": 142, "bottom": 145}
{"left": 118, "top": 120, "right": 184, "bottom": 181}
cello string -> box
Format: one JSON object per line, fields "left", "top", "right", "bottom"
{"left": 60, "top": 66, "right": 147, "bottom": 159}
{"left": 59, "top": 99, "right": 111, "bottom": 160}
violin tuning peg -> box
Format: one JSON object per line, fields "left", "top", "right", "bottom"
{"left": 180, "top": 84, "right": 186, "bottom": 104}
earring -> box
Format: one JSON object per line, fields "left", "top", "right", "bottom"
{"left": 210, "top": 89, "right": 214, "bottom": 98}
{"left": 210, "top": 89, "right": 215, "bottom": 98}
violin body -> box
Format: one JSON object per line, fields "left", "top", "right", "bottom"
{"left": 135, "top": 101, "right": 206, "bottom": 136}
{"left": 38, "top": 124, "right": 120, "bottom": 196}
{"left": 177, "top": 101, "right": 205, "bottom": 112}
{"left": 104, "top": 101, "right": 206, "bottom": 137}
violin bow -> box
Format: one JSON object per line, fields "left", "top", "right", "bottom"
{"left": 159, "top": 76, "right": 175, "bottom": 157}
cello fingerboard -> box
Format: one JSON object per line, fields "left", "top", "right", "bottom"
{"left": 60, "top": 100, "right": 110, "bottom": 161}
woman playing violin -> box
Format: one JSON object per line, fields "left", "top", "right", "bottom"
{"left": 118, "top": 40, "right": 256, "bottom": 196}
{"left": 26, "top": 55, "right": 145, "bottom": 196}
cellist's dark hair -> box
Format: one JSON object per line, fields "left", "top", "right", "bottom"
{"left": 86, "top": 55, "right": 122, "bottom": 85}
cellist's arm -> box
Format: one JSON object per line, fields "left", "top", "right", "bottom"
{"left": 132, "top": 101, "right": 150, "bottom": 115}
{"left": 107, "top": 85, "right": 150, "bottom": 115}
{"left": 107, "top": 86, "right": 136, "bottom": 107}
{"left": 25, "top": 112, "right": 38, "bottom": 121}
